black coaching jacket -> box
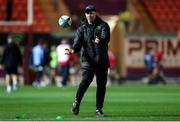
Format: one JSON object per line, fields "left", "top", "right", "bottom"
{"left": 1, "top": 42, "right": 22, "bottom": 68}
{"left": 72, "top": 16, "right": 110, "bottom": 69}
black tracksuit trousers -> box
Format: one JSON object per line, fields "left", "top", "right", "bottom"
{"left": 75, "top": 68, "right": 108, "bottom": 110}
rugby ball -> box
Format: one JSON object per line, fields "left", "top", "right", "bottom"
{"left": 58, "top": 15, "right": 72, "bottom": 28}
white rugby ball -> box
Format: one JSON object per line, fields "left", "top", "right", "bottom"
{"left": 58, "top": 15, "right": 72, "bottom": 28}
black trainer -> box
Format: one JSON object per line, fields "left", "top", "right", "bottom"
{"left": 96, "top": 110, "right": 104, "bottom": 117}
{"left": 71, "top": 101, "right": 79, "bottom": 115}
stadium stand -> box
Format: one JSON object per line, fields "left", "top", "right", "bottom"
{"left": 0, "top": 0, "right": 179, "bottom": 81}
{"left": 0, "top": 0, "right": 6, "bottom": 21}
{"left": 128, "top": 0, "right": 157, "bottom": 32}
{"left": 143, "top": 0, "right": 180, "bottom": 32}
{"left": 65, "top": 0, "right": 127, "bottom": 15}
{"left": 0, "top": 0, "right": 51, "bottom": 32}
{"left": 38, "top": 0, "right": 71, "bottom": 32}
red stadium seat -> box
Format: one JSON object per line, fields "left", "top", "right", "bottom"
{"left": 0, "top": 0, "right": 6, "bottom": 20}
{"left": 0, "top": 0, "right": 51, "bottom": 32}
{"left": 143, "top": 0, "right": 180, "bottom": 32}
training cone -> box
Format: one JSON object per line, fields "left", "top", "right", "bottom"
{"left": 16, "top": 113, "right": 26, "bottom": 119}
{"left": 56, "top": 115, "right": 64, "bottom": 120}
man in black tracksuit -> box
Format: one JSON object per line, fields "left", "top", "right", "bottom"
{"left": 1, "top": 36, "right": 22, "bottom": 93}
{"left": 65, "top": 5, "right": 110, "bottom": 117}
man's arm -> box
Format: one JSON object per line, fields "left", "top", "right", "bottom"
{"left": 65, "top": 27, "right": 83, "bottom": 55}
{"left": 94, "top": 22, "right": 110, "bottom": 44}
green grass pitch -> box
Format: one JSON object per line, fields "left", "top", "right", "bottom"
{"left": 0, "top": 85, "right": 180, "bottom": 121}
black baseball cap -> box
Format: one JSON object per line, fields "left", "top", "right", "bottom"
{"left": 85, "top": 5, "right": 96, "bottom": 13}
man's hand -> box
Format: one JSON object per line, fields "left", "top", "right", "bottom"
{"left": 65, "top": 48, "right": 74, "bottom": 55}
{"left": 0, "top": 64, "right": 4, "bottom": 69}
{"left": 93, "top": 36, "right": 101, "bottom": 44}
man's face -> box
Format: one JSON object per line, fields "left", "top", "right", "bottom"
{"left": 85, "top": 11, "right": 96, "bottom": 24}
